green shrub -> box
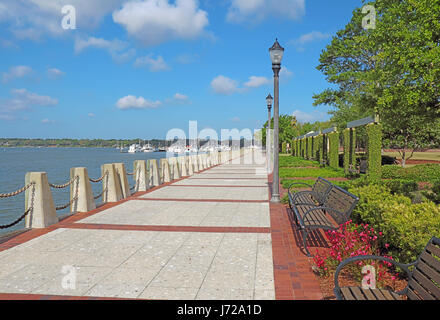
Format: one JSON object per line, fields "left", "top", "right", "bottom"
{"left": 280, "top": 166, "right": 346, "bottom": 178}
{"left": 423, "top": 181, "right": 440, "bottom": 204}
{"left": 382, "top": 164, "right": 440, "bottom": 183}
{"left": 279, "top": 156, "right": 319, "bottom": 168}
{"left": 348, "top": 184, "right": 440, "bottom": 263}
{"left": 382, "top": 179, "right": 418, "bottom": 198}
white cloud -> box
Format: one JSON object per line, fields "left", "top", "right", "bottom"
{"left": 41, "top": 118, "right": 55, "bottom": 124}
{"left": 172, "top": 93, "right": 189, "bottom": 102}
{"left": 244, "top": 76, "right": 269, "bottom": 88}
{"left": 227, "top": 0, "right": 305, "bottom": 24}
{"left": 47, "top": 68, "right": 65, "bottom": 79}
{"left": 0, "top": 0, "right": 126, "bottom": 40}
{"left": 280, "top": 67, "right": 294, "bottom": 83}
{"left": 112, "top": 0, "right": 210, "bottom": 46}
{"left": 292, "top": 109, "right": 330, "bottom": 123}
{"left": 291, "top": 31, "right": 331, "bottom": 51}
{"left": 211, "top": 75, "right": 239, "bottom": 95}
{"left": 2, "top": 65, "right": 34, "bottom": 83}
{"left": 134, "top": 55, "right": 170, "bottom": 71}
{"left": 88, "top": 113, "right": 95, "bottom": 117}
{"left": 74, "top": 36, "right": 136, "bottom": 63}
{"left": 74, "top": 37, "right": 128, "bottom": 54}
{"left": 116, "top": 95, "right": 162, "bottom": 110}
{"left": 230, "top": 116, "right": 240, "bottom": 122}
{"left": 0, "top": 88, "right": 58, "bottom": 120}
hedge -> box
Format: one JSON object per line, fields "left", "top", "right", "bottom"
{"left": 348, "top": 184, "right": 440, "bottom": 263}
{"left": 382, "top": 164, "right": 440, "bottom": 183}
{"left": 366, "top": 123, "right": 382, "bottom": 181}
{"left": 328, "top": 131, "right": 339, "bottom": 168}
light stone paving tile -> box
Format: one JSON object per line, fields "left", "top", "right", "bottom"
{"left": 85, "top": 283, "right": 146, "bottom": 299}
{"left": 139, "top": 286, "right": 199, "bottom": 300}
{"left": 148, "top": 265, "right": 207, "bottom": 289}
{"left": 0, "top": 278, "right": 48, "bottom": 294}
{"left": 97, "top": 267, "right": 159, "bottom": 286}
{"left": 253, "top": 289, "right": 275, "bottom": 300}
{"left": 77, "top": 244, "right": 143, "bottom": 268}
{"left": 31, "top": 277, "right": 96, "bottom": 296}
{"left": 121, "top": 250, "right": 177, "bottom": 270}
{"left": 196, "top": 287, "right": 254, "bottom": 300}
{"left": 184, "top": 233, "right": 225, "bottom": 247}
{"left": 199, "top": 216, "right": 233, "bottom": 227}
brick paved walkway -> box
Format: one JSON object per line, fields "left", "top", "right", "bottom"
{"left": 0, "top": 158, "right": 323, "bottom": 300}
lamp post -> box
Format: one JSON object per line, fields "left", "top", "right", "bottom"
{"left": 269, "top": 38, "right": 284, "bottom": 203}
{"left": 266, "top": 93, "right": 273, "bottom": 173}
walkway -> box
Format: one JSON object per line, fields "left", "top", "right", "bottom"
{"left": 0, "top": 158, "right": 322, "bottom": 300}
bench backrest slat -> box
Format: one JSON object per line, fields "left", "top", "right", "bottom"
{"left": 323, "top": 185, "right": 359, "bottom": 225}
{"left": 312, "top": 177, "right": 333, "bottom": 204}
{"left": 407, "top": 238, "right": 440, "bottom": 300}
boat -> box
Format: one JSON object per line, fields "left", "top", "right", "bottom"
{"left": 142, "top": 143, "right": 154, "bottom": 153}
{"left": 128, "top": 144, "right": 141, "bottom": 153}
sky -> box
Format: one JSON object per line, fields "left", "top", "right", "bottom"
{"left": 0, "top": 0, "right": 364, "bottom": 140}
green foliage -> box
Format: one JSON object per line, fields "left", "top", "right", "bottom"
{"left": 282, "top": 141, "right": 287, "bottom": 154}
{"left": 279, "top": 156, "right": 319, "bottom": 168}
{"left": 366, "top": 123, "right": 382, "bottom": 181}
{"left": 423, "top": 181, "right": 440, "bottom": 205}
{"left": 348, "top": 184, "right": 440, "bottom": 263}
{"left": 280, "top": 166, "right": 346, "bottom": 179}
{"left": 328, "top": 131, "right": 339, "bottom": 168}
{"left": 382, "top": 164, "right": 440, "bottom": 183}
{"left": 314, "top": 0, "right": 440, "bottom": 161}
{"left": 343, "top": 129, "right": 351, "bottom": 174}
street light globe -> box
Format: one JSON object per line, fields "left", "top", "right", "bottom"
{"left": 266, "top": 94, "right": 273, "bottom": 109}
{"left": 269, "top": 38, "right": 284, "bottom": 65}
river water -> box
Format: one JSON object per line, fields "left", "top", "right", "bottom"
{"left": 0, "top": 147, "right": 168, "bottom": 236}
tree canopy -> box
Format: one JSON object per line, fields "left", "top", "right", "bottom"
{"left": 314, "top": 0, "right": 440, "bottom": 165}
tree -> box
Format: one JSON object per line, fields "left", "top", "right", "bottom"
{"left": 314, "top": 0, "right": 440, "bottom": 166}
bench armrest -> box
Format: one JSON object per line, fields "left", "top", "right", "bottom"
{"left": 333, "top": 255, "right": 417, "bottom": 299}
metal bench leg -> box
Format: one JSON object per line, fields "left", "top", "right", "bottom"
{"left": 302, "top": 228, "right": 312, "bottom": 257}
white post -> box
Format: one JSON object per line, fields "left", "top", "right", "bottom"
{"left": 114, "top": 163, "right": 131, "bottom": 199}
{"left": 101, "top": 164, "right": 123, "bottom": 203}
{"left": 70, "top": 167, "right": 95, "bottom": 213}
{"left": 24, "top": 172, "right": 58, "bottom": 228}
{"left": 134, "top": 160, "right": 149, "bottom": 192}
{"left": 179, "top": 156, "right": 188, "bottom": 177}
{"left": 160, "top": 158, "right": 171, "bottom": 183}
{"left": 148, "top": 159, "right": 161, "bottom": 187}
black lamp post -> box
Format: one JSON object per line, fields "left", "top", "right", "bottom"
{"left": 269, "top": 39, "right": 284, "bottom": 203}
{"left": 266, "top": 93, "right": 273, "bottom": 172}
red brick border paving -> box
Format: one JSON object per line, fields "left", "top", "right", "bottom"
{"left": 268, "top": 174, "right": 324, "bottom": 300}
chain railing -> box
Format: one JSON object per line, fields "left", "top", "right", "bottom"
{"left": 51, "top": 176, "right": 79, "bottom": 212}
{"left": 0, "top": 182, "right": 35, "bottom": 229}
{"left": 90, "top": 171, "right": 109, "bottom": 201}
{"left": 89, "top": 171, "right": 109, "bottom": 183}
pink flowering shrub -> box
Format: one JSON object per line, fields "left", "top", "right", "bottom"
{"left": 312, "top": 220, "right": 397, "bottom": 289}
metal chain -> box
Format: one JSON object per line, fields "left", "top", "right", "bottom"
{"left": 89, "top": 171, "right": 109, "bottom": 183}
{"left": 94, "top": 188, "right": 107, "bottom": 200}
{"left": 0, "top": 182, "right": 35, "bottom": 198}
{"left": 55, "top": 196, "right": 78, "bottom": 211}
{"left": 0, "top": 183, "right": 35, "bottom": 229}
{"left": 49, "top": 176, "right": 79, "bottom": 189}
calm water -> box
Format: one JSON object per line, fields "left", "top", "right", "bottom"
{"left": 0, "top": 147, "right": 168, "bottom": 236}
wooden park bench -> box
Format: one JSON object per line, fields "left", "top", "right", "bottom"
{"left": 287, "top": 177, "right": 333, "bottom": 208}
{"left": 289, "top": 184, "right": 359, "bottom": 257}
{"left": 334, "top": 237, "right": 440, "bottom": 300}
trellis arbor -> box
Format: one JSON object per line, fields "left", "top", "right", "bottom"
{"left": 292, "top": 116, "right": 382, "bottom": 180}
{"left": 344, "top": 115, "right": 382, "bottom": 180}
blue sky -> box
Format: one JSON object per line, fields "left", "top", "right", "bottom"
{"left": 0, "top": 0, "right": 364, "bottom": 140}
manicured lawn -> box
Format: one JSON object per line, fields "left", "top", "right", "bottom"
{"left": 280, "top": 166, "right": 346, "bottom": 178}
{"left": 279, "top": 155, "right": 319, "bottom": 168}
{"left": 383, "top": 151, "right": 440, "bottom": 162}
{"left": 281, "top": 179, "right": 348, "bottom": 190}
